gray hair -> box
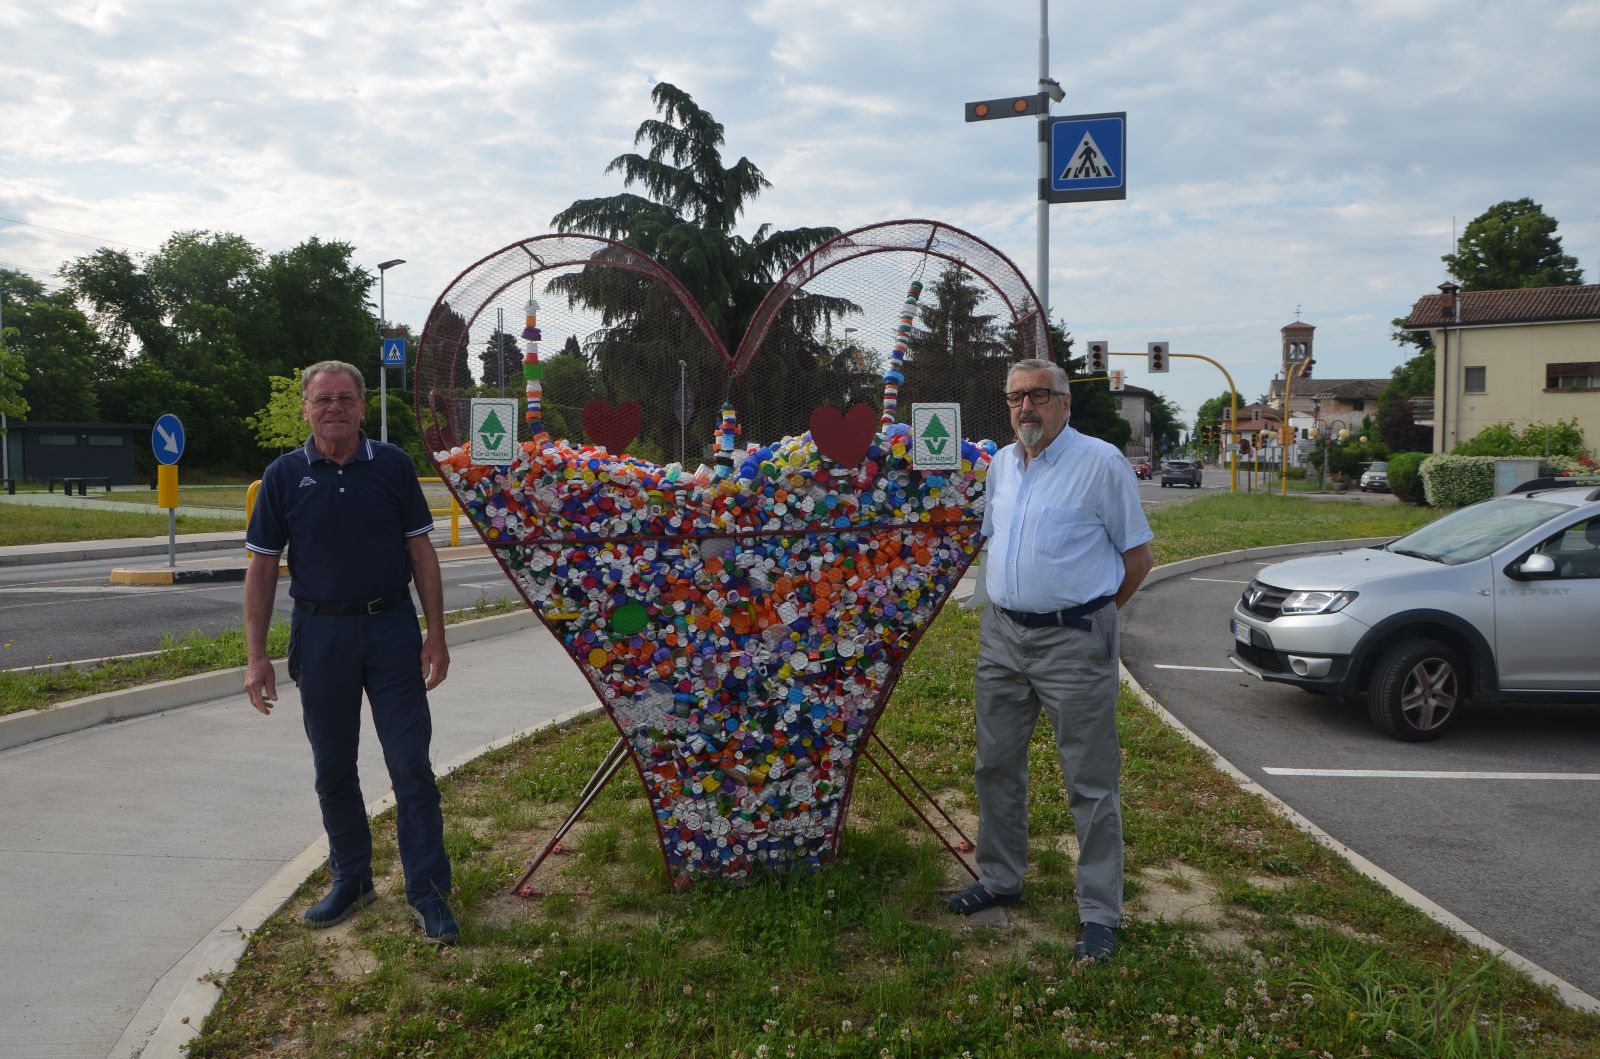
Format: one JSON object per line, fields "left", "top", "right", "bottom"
{"left": 301, "top": 360, "right": 366, "bottom": 398}
{"left": 1005, "top": 358, "right": 1069, "bottom": 392}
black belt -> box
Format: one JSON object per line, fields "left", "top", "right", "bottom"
{"left": 997, "top": 594, "right": 1115, "bottom": 631}
{"left": 294, "top": 594, "right": 402, "bottom": 617}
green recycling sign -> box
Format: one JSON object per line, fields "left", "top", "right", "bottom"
{"left": 910, "top": 403, "right": 961, "bottom": 470}
{"left": 469, "top": 398, "right": 519, "bottom": 464}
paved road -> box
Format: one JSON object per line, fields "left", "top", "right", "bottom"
{"left": 0, "top": 542, "right": 522, "bottom": 668}
{"left": 1121, "top": 553, "right": 1600, "bottom": 1000}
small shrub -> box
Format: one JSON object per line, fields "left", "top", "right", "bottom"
{"left": 1420, "top": 454, "right": 1496, "bottom": 507}
{"left": 1453, "top": 417, "right": 1588, "bottom": 458}
{"left": 1386, "top": 451, "right": 1430, "bottom": 505}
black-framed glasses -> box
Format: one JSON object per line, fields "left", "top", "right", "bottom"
{"left": 306, "top": 393, "right": 363, "bottom": 408}
{"left": 1004, "top": 387, "right": 1064, "bottom": 407}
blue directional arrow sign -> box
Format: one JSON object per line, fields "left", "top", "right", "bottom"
{"left": 152, "top": 413, "right": 185, "bottom": 465}
{"left": 1044, "top": 112, "right": 1127, "bottom": 204}
{"left": 381, "top": 336, "right": 408, "bottom": 366}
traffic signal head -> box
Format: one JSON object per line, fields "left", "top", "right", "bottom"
{"left": 1108, "top": 369, "right": 1125, "bottom": 392}
{"left": 1147, "top": 341, "right": 1169, "bottom": 373}
{"left": 1087, "top": 340, "right": 1109, "bottom": 374}
{"left": 965, "top": 93, "right": 1048, "bottom": 122}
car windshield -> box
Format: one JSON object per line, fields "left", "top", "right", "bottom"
{"left": 1384, "top": 497, "right": 1568, "bottom": 564}
{"left": 1367, "top": 462, "right": 1387, "bottom": 472}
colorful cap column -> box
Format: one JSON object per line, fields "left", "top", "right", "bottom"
{"left": 713, "top": 401, "right": 741, "bottom": 477}
{"left": 880, "top": 279, "right": 923, "bottom": 426}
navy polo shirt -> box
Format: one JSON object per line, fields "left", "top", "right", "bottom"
{"left": 246, "top": 432, "right": 434, "bottom": 605}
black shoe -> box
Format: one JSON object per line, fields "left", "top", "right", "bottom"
{"left": 303, "top": 879, "right": 376, "bottom": 928}
{"left": 1073, "top": 922, "right": 1118, "bottom": 962}
{"left": 945, "top": 882, "right": 1022, "bottom": 916}
{"left": 412, "top": 900, "right": 459, "bottom": 945}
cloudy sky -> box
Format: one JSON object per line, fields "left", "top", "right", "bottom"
{"left": 3, "top": 0, "right": 1598, "bottom": 423}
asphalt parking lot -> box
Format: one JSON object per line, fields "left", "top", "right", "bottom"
{"left": 1121, "top": 553, "right": 1600, "bottom": 1001}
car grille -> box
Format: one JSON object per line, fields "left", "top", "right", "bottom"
{"left": 1239, "top": 580, "right": 1289, "bottom": 619}
{"left": 1233, "top": 641, "right": 1284, "bottom": 673}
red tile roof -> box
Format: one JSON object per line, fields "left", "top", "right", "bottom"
{"left": 1404, "top": 284, "right": 1600, "bottom": 328}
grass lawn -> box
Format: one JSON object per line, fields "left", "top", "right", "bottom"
{"left": 190, "top": 493, "right": 1600, "bottom": 1057}
{"left": 0, "top": 504, "right": 245, "bottom": 547}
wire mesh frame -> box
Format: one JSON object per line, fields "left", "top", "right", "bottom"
{"left": 734, "top": 219, "right": 1052, "bottom": 377}
{"left": 409, "top": 222, "right": 1039, "bottom": 889}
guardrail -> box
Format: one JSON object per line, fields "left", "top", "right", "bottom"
{"left": 245, "top": 476, "right": 463, "bottom": 546}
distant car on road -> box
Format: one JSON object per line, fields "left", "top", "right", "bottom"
{"left": 1228, "top": 479, "right": 1600, "bottom": 741}
{"left": 1129, "top": 456, "right": 1153, "bottom": 480}
{"left": 1360, "top": 461, "right": 1390, "bottom": 492}
{"left": 1161, "top": 459, "right": 1202, "bottom": 488}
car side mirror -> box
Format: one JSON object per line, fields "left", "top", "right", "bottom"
{"left": 1509, "top": 553, "right": 1558, "bottom": 579}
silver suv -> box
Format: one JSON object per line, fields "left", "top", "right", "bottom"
{"left": 1229, "top": 479, "right": 1600, "bottom": 740}
{"left": 1359, "top": 461, "right": 1389, "bottom": 492}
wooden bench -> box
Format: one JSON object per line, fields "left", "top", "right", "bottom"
{"left": 48, "top": 476, "right": 113, "bottom": 496}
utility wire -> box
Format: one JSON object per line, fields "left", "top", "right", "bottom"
{"left": 0, "top": 215, "right": 156, "bottom": 252}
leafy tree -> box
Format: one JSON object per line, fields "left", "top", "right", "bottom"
{"left": 0, "top": 283, "right": 27, "bottom": 424}
{"left": 901, "top": 265, "right": 1013, "bottom": 444}
{"left": 250, "top": 369, "right": 306, "bottom": 451}
{"left": 1443, "top": 198, "right": 1584, "bottom": 290}
{"left": 479, "top": 328, "right": 521, "bottom": 390}
{"left": 59, "top": 231, "right": 378, "bottom": 473}
{"left": 2, "top": 268, "right": 108, "bottom": 421}
{"left": 550, "top": 83, "right": 843, "bottom": 450}
{"left": 540, "top": 336, "right": 598, "bottom": 445}
{"left": 1375, "top": 346, "right": 1434, "bottom": 453}
{"left": 1148, "top": 393, "right": 1183, "bottom": 454}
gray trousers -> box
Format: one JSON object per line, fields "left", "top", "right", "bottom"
{"left": 973, "top": 601, "right": 1123, "bottom": 927}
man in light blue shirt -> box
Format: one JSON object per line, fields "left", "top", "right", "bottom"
{"left": 946, "top": 358, "right": 1154, "bottom": 963}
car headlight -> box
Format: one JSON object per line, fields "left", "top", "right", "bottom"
{"left": 1279, "top": 590, "right": 1357, "bottom": 615}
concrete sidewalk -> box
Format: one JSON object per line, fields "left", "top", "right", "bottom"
{"left": 0, "top": 613, "right": 597, "bottom": 1059}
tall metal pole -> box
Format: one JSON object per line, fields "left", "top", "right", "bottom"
{"left": 376, "top": 258, "right": 405, "bottom": 445}
{"left": 1036, "top": 0, "right": 1050, "bottom": 320}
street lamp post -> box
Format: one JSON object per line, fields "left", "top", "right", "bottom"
{"left": 1309, "top": 417, "right": 1350, "bottom": 492}
{"left": 377, "top": 258, "right": 406, "bottom": 444}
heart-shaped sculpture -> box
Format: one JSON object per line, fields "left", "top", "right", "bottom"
{"left": 417, "top": 223, "right": 1048, "bottom": 886}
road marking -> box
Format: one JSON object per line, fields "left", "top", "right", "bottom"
{"left": 1190, "top": 577, "right": 1249, "bottom": 584}
{"left": 1263, "top": 768, "right": 1600, "bottom": 781}
{"left": 457, "top": 582, "right": 512, "bottom": 592}
{"left": 1153, "top": 664, "right": 1241, "bottom": 673}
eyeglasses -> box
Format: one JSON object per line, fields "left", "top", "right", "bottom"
{"left": 306, "top": 393, "right": 363, "bottom": 408}
{"left": 1004, "top": 388, "right": 1064, "bottom": 407}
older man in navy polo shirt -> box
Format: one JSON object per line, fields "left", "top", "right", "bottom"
{"left": 243, "top": 359, "right": 457, "bottom": 944}
{"left": 946, "top": 357, "right": 1155, "bottom": 964}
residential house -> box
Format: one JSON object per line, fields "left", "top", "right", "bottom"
{"left": 1113, "top": 382, "right": 1155, "bottom": 457}
{"left": 1403, "top": 283, "right": 1600, "bottom": 453}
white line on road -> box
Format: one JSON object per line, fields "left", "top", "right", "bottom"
{"left": 1154, "top": 664, "right": 1241, "bottom": 672}
{"left": 1189, "top": 577, "right": 1250, "bottom": 584}
{"left": 1263, "top": 768, "right": 1600, "bottom": 781}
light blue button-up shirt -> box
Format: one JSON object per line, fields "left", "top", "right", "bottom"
{"left": 981, "top": 423, "right": 1153, "bottom": 612}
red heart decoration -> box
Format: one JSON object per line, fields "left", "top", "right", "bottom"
{"left": 418, "top": 223, "right": 1040, "bottom": 888}
{"left": 581, "top": 398, "right": 641, "bottom": 454}
{"left": 809, "top": 403, "right": 878, "bottom": 467}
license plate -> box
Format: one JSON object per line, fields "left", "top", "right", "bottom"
{"left": 1231, "top": 619, "right": 1252, "bottom": 646}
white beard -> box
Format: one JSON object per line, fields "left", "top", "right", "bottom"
{"left": 1017, "top": 422, "right": 1044, "bottom": 448}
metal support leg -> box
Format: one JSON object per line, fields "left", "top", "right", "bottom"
{"left": 512, "top": 736, "right": 631, "bottom": 897}
{"left": 861, "top": 745, "right": 979, "bottom": 882}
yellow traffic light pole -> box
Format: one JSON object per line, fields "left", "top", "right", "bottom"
{"left": 1093, "top": 351, "right": 1241, "bottom": 493}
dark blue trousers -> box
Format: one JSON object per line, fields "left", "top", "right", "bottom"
{"left": 288, "top": 602, "right": 451, "bottom": 909}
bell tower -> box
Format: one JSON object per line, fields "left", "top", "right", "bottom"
{"left": 1282, "top": 317, "right": 1315, "bottom": 379}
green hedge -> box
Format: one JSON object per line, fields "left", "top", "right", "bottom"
{"left": 1420, "top": 454, "right": 1496, "bottom": 507}
{"left": 1386, "top": 451, "right": 1430, "bottom": 505}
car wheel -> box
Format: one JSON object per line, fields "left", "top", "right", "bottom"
{"left": 1367, "top": 638, "right": 1463, "bottom": 741}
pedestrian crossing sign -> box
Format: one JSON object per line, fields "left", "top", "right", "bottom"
{"left": 1044, "top": 112, "right": 1127, "bottom": 204}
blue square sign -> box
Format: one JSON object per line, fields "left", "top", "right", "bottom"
{"left": 1045, "top": 112, "right": 1126, "bottom": 204}
{"left": 381, "top": 337, "right": 407, "bottom": 366}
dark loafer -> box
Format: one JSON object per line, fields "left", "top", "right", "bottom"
{"left": 413, "top": 900, "right": 460, "bottom": 945}
{"left": 945, "top": 882, "right": 1022, "bottom": 916}
{"left": 1073, "top": 921, "right": 1118, "bottom": 962}
{"left": 303, "top": 879, "right": 376, "bottom": 928}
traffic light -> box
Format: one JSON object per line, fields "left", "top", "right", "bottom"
{"left": 1109, "top": 369, "right": 1125, "bottom": 392}
{"left": 964, "top": 93, "right": 1048, "bottom": 122}
{"left": 1239, "top": 436, "right": 1252, "bottom": 455}
{"left": 1147, "top": 341, "right": 1169, "bottom": 373}
{"left": 1087, "top": 340, "right": 1109, "bottom": 374}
